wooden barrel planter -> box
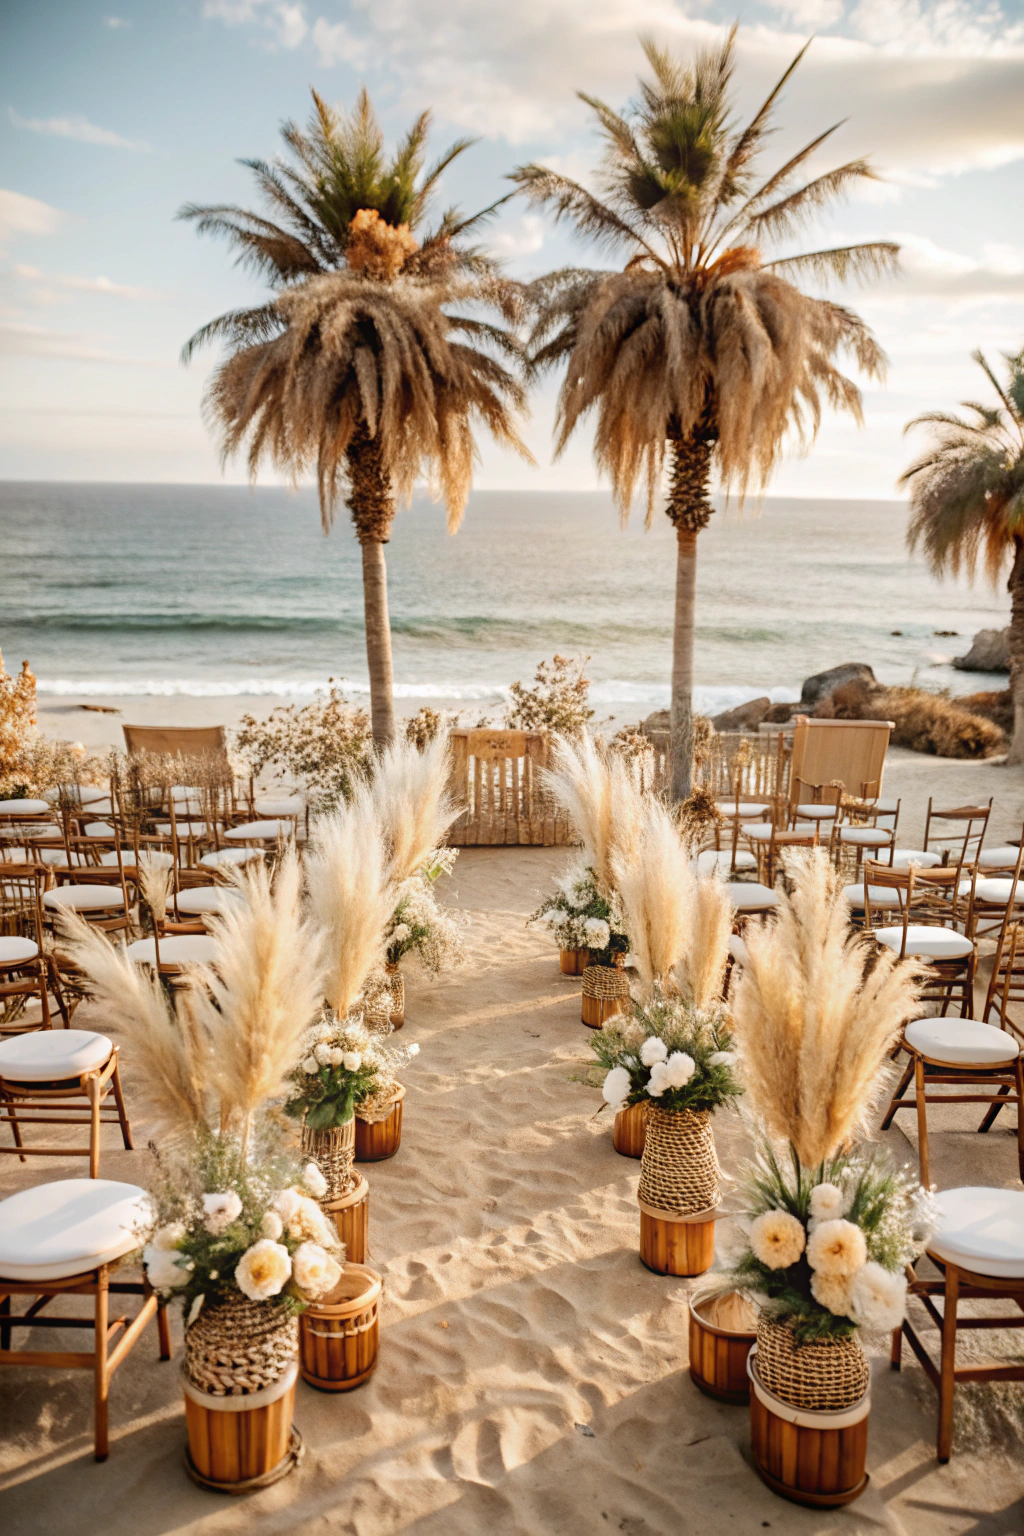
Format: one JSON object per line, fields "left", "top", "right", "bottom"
{"left": 612, "top": 1101, "right": 648, "bottom": 1159}
{"left": 639, "top": 1202, "right": 716, "bottom": 1276}
{"left": 559, "top": 947, "right": 590, "bottom": 976}
{"left": 182, "top": 1362, "right": 301, "bottom": 1493}
{"left": 325, "top": 1174, "right": 370, "bottom": 1264}
{"left": 748, "top": 1347, "right": 870, "bottom": 1508}
{"left": 637, "top": 1106, "right": 720, "bottom": 1276}
{"left": 355, "top": 1084, "right": 405, "bottom": 1162}
{"left": 385, "top": 965, "right": 405, "bottom": 1029}
{"left": 299, "top": 1264, "right": 382, "bottom": 1392}
{"left": 580, "top": 962, "right": 630, "bottom": 1028}
{"left": 687, "top": 1289, "right": 758, "bottom": 1403}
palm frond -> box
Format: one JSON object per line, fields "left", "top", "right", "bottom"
{"left": 509, "top": 165, "right": 665, "bottom": 265}
{"left": 742, "top": 161, "right": 882, "bottom": 242}
{"left": 764, "top": 242, "right": 900, "bottom": 288}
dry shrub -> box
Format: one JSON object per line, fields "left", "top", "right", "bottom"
{"left": 731, "top": 849, "right": 921, "bottom": 1164}
{"left": 829, "top": 679, "right": 1005, "bottom": 758}
{"left": 505, "top": 655, "right": 595, "bottom": 737}
{"left": 345, "top": 208, "right": 418, "bottom": 281}
{"left": 0, "top": 651, "right": 36, "bottom": 791}
{"left": 235, "top": 686, "right": 372, "bottom": 812}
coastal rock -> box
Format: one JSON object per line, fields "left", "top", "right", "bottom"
{"left": 710, "top": 696, "right": 771, "bottom": 731}
{"left": 800, "top": 663, "right": 876, "bottom": 710}
{"left": 763, "top": 701, "right": 801, "bottom": 724}
{"left": 641, "top": 709, "right": 669, "bottom": 736}
{"left": 953, "top": 627, "right": 1010, "bottom": 673}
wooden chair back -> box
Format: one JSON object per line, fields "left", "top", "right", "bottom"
{"left": 789, "top": 717, "right": 892, "bottom": 813}
{"left": 923, "top": 800, "right": 991, "bottom": 865}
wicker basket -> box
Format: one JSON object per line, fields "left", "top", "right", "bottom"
{"left": 184, "top": 1294, "right": 298, "bottom": 1397}
{"left": 302, "top": 1118, "right": 356, "bottom": 1203}
{"left": 637, "top": 1106, "right": 719, "bottom": 1217}
{"left": 755, "top": 1314, "right": 869, "bottom": 1413}
{"left": 580, "top": 963, "right": 630, "bottom": 1028}
{"left": 385, "top": 964, "right": 405, "bottom": 1029}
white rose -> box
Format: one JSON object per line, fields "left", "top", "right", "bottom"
{"left": 260, "top": 1210, "right": 284, "bottom": 1241}
{"left": 302, "top": 1056, "right": 319, "bottom": 1074}
{"left": 202, "top": 1190, "right": 242, "bottom": 1235}
{"left": 647, "top": 1061, "right": 668, "bottom": 1097}
{"left": 709, "top": 1050, "right": 736, "bottom": 1068}
{"left": 235, "top": 1239, "right": 292, "bottom": 1302}
{"left": 583, "top": 917, "right": 610, "bottom": 948}
{"left": 809, "top": 1183, "right": 846, "bottom": 1222}
{"left": 640, "top": 1037, "right": 668, "bottom": 1068}
{"left": 602, "top": 1066, "right": 631, "bottom": 1109}
{"left": 662, "top": 1051, "right": 696, "bottom": 1089}
{"left": 315, "top": 1042, "right": 333, "bottom": 1066}
{"left": 144, "top": 1246, "right": 190, "bottom": 1291}
{"left": 327, "top": 1046, "right": 344, "bottom": 1066}
{"left": 342, "top": 1051, "right": 362, "bottom": 1072}
{"left": 274, "top": 1188, "right": 301, "bottom": 1225}
{"left": 302, "top": 1162, "right": 329, "bottom": 1198}
{"left": 291, "top": 1241, "right": 343, "bottom": 1299}
{"left": 806, "top": 1219, "right": 868, "bottom": 1279}
{"left": 152, "top": 1221, "right": 186, "bottom": 1251}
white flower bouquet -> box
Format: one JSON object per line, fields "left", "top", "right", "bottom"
{"left": 385, "top": 854, "right": 466, "bottom": 974}
{"left": 589, "top": 997, "right": 743, "bottom": 1116}
{"left": 529, "top": 862, "right": 628, "bottom": 962}
{"left": 285, "top": 1011, "right": 420, "bottom": 1130}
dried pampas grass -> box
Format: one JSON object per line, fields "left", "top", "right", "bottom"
{"left": 306, "top": 796, "right": 394, "bottom": 1016}
{"left": 370, "top": 733, "right": 457, "bottom": 882}
{"left": 685, "top": 874, "right": 732, "bottom": 1009}
{"left": 546, "top": 733, "right": 644, "bottom": 894}
{"left": 137, "top": 855, "right": 172, "bottom": 928}
{"left": 731, "top": 849, "right": 922, "bottom": 1165}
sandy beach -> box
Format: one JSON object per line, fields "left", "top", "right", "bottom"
{"left": 2, "top": 822, "right": 1023, "bottom": 1533}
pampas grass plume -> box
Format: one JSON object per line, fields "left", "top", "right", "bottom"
{"left": 370, "top": 733, "right": 458, "bottom": 882}
{"left": 306, "top": 795, "right": 394, "bottom": 1016}
{"left": 546, "top": 733, "right": 643, "bottom": 894}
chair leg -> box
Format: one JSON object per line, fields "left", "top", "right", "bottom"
{"left": 0, "top": 1293, "right": 10, "bottom": 1352}
{"left": 110, "top": 1056, "right": 133, "bottom": 1151}
{"left": 86, "top": 1074, "right": 102, "bottom": 1179}
{"left": 94, "top": 1271, "right": 110, "bottom": 1461}
{"left": 157, "top": 1298, "right": 171, "bottom": 1360}
{"left": 978, "top": 1082, "right": 1011, "bottom": 1134}
{"left": 1017, "top": 1059, "right": 1024, "bottom": 1184}
{"left": 914, "top": 1055, "right": 930, "bottom": 1189}
{"left": 938, "top": 1265, "right": 959, "bottom": 1463}
{"left": 36, "top": 961, "right": 52, "bottom": 1030}
{"left": 890, "top": 1320, "right": 903, "bottom": 1370}
{"left": 881, "top": 1055, "right": 915, "bottom": 1130}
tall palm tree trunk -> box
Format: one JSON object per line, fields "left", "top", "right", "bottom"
{"left": 1008, "top": 536, "right": 1024, "bottom": 765}
{"left": 667, "top": 433, "right": 715, "bottom": 800}
{"left": 346, "top": 425, "right": 396, "bottom": 747}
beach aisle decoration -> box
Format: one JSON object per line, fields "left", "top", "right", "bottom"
{"left": 62, "top": 849, "right": 338, "bottom": 1492}
{"left": 730, "top": 849, "right": 931, "bottom": 1509}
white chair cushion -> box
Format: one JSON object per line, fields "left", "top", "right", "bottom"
{"left": 174, "top": 887, "right": 242, "bottom": 916}
{"left": 223, "top": 820, "right": 289, "bottom": 841}
{"left": 977, "top": 846, "right": 1020, "bottom": 870}
{"left": 891, "top": 849, "right": 942, "bottom": 870}
{"left": 842, "top": 884, "right": 902, "bottom": 911}
{"left": 43, "top": 885, "right": 126, "bottom": 911}
{"left": 83, "top": 822, "right": 116, "bottom": 838}
{"left": 99, "top": 848, "right": 174, "bottom": 869}
{"left": 254, "top": 796, "right": 304, "bottom": 817}
{"left": 840, "top": 827, "right": 891, "bottom": 847}
{"left": 904, "top": 1017, "right": 1020, "bottom": 1066}
{"left": 727, "top": 882, "right": 780, "bottom": 912}
{"left": 154, "top": 822, "right": 213, "bottom": 838}
{"left": 727, "top": 934, "right": 749, "bottom": 967}
{"left": 0, "top": 799, "right": 49, "bottom": 816}
{"left": 126, "top": 934, "right": 219, "bottom": 967}
{"left": 36, "top": 848, "right": 88, "bottom": 866}
{"left": 0, "top": 1178, "right": 149, "bottom": 1282}
{"left": 199, "top": 847, "right": 262, "bottom": 868}
{"left": 171, "top": 785, "right": 202, "bottom": 802}
{"left": 873, "top": 925, "right": 974, "bottom": 960}
{"left": 0, "top": 936, "right": 38, "bottom": 964}
{"left": 716, "top": 802, "right": 770, "bottom": 818}
{"left": 697, "top": 849, "right": 757, "bottom": 874}
{"left": 975, "top": 878, "right": 1024, "bottom": 906}
{"left": 0, "top": 1028, "right": 113, "bottom": 1081}
{"left": 875, "top": 800, "right": 899, "bottom": 814}
{"left": 742, "top": 823, "right": 774, "bottom": 841}
{"left": 14, "top": 825, "right": 61, "bottom": 841}
{"left": 928, "top": 1187, "right": 1024, "bottom": 1279}
{"left": 44, "top": 785, "right": 108, "bottom": 807}
{"left": 795, "top": 804, "right": 838, "bottom": 820}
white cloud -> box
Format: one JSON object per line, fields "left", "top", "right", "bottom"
{"left": 490, "top": 213, "right": 545, "bottom": 258}
{"left": 766, "top": 1, "right": 844, "bottom": 25}
{"left": 10, "top": 265, "right": 162, "bottom": 302}
{"left": 205, "top": 0, "right": 309, "bottom": 50}
{"left": 311, "top": 16, "right": 365, "bottom": 66}
{"left": 0, "top": 188, "right": 63, "bottom": 252}
{"left": 0, "top": 320, "right": 169, "bottom": 365}
{"left": 8, "top": 108, "right": 151, "bottom": 152}
{"left": 870, "top": 234, "right": 1024, "bottom": 301}
{"left": 104, "top": 15, "right": 131, "bottom": 27}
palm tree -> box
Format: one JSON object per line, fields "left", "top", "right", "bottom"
{"left": 181, "top": 90, "right": 531, "bottom": 745}
{"left": 513, "top": 31, "right": 896, "bottom": 796}
{"left": 901, "top": 347, "right": 1024, "bottom": 761}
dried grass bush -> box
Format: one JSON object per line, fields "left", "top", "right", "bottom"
{"left": 369, "top": 733, "right": 458, "bottom": 883}
{"left": 545, "top": 732, "right": 644, "bottom": 894}
{"left": 305, "top": 795, "right": 395, "bottom": 1016}
{"left": 731, "top": 848, "right": 921, "bottom": 1164}
{"left": 505, "top": 654, "right": 595, "bottom": 737}
{"left": 827, "top": 678, "right": 1005, "bottom": 758}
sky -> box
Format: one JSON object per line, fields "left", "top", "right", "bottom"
{"left": 1, "top": 0, "right": 1024, "bottom": 499}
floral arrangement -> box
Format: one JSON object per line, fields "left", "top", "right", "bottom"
{"left": 385, "top": 849, "right": 465, "bottom": 972}
{"left": 591, "top": 996, "right": 743, "bottom": 1116}
{"left": 143, "top": 1125, "right": 343, "bottom": 1319}
{"left": 285, "top": 1011, "right": 420, "bottom": 1130}
{"left": 730, "top": 1142, "right": 936, "bottom": 1342}
{"left": 235, "top": 684, "right": 373, "bottom": 813}
{"left": 529, "top": 862, "right": 628, "bottom": 962}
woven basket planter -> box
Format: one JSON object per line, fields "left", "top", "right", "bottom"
{"left": 326, "top": 1174, "right": 370, "bottom": 1264}
{"left": 688, "top": 1290, "right": 758, "bottom": 1404}
{"left": 182, "top": 1297, "right": 300, "bottom": 1492}
{"left": 385, "top": 964, "right": 405, "bottom": 1029}
{"left": 355, "top": 1083, "right": 405, "bottom": 1162}
{"left": 580, "top": 962, "right": 629, "bottom": 1028}
{"left": 559, "top": 947, "right": 590, "bottom": 976}
{"left": 612, "top": 1101, "right": 648, "bottom": 1159}
{"left": 302, "top": 1119, "right": 356, "bottom": 1203}
{"left": 299, "top": 1263, "right": 382, "bottom": 1392}
{"left": 637, "top": 1106, "right": 719, "bottom": 1276}
{"left": 754, "top": 1315, "right": 869, "bottom": 1412}
{"left": 748, "top": 1336, "right": 871, "bottom": 1508}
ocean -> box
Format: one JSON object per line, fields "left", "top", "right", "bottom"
{"left": 0, "top": 481, "right": 1011, "bottom": 723}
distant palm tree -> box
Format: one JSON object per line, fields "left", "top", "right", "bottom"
{"left": 513, "top": 31, "right": 896, "bottom": 796}
{"left": 901, "top": 347, "right": 1024, "bottom": 761}
{"left": 181, "top": 90, "right": 530, "bottom": 745}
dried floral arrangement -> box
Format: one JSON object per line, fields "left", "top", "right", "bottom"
{"left": 305, "top": 794, "right": 395, "bottom": 1018}
{"left": 285, "top": 1012, "right": 420, "bottom": 1130}
{"left": 369, "top": 734, "right": 459, "bottom": 885}
{"left": 386, "top": 852, "right": 466, "bottom": 973}
{"left": 505, "top": 654, "right": 595, "bottom": 737}
{"left": 404, "top": 705, "right": 461, "bottom": 749}
{"left": 592, "top": 997, "right": 742, "bottom": 1116}
{"left": 529, "top": 861, "right": 628, "bottom": 961}
{"left": 235, "top": 684, "right": 372, "bottom": 813}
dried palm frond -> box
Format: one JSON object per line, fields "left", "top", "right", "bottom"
{"left": 56, "top": 911, "right": 207, "bottom": 1137}
{"left": 192, "top": 845, "right": 323, "bottom": 1142}
{"left": 546, "top": 732, "right": 644, "bottom": 895}
{"left": 369, "top": 733, "right": 457, "bottom": 882}
{"left": 731, "top": 848, "right": 921, "bottom": 1164}
{"left": 305, "top": 796, "right": 394, "bottom": 1016}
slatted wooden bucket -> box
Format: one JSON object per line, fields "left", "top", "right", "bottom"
{"left": 612, "top": 1101, "right": 647, "bottom": 1159}
{"left": 182, "top": 1362, "right": 300, "bottom": 1492}
{"left": 355, "top": 1084, "right": 405, "bottom": 1162}
{"left": 299, "top": 1265, "right": 383, "bottom": 1392}
{"left": 748, "top": 1349, "right": 870, "bottom": 1507}
{"left": 325, "top": 1174, "right": 369, "bottom": 1264}
{"left": 687, "top": 1290, "right": 757, "bottom": 1403}
{"left": 639, "top": 1201, "right": 716, "bottom": 1277}
{"left": 559, "top": 948, "right": 590, "bottom": 975}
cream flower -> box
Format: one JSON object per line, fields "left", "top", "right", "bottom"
{"left": 342, "top": 1051, "right": 362, "bottom": 1072}
{"left": 260, "top": 1210, "right": 284, "bottom": 1241}
{"left": 662, "top": 1051, "right": 696, "bottom": 1088}
{"left": 848, "top": 1262, "right": 907, "bottom": 1332}
{"left": 283, "top": 1192, "right": 339, "bottom": 1248}
{"left": 144, "top": 1246, "right": 190, "bottom": 1291}
{"left": 647, "top": 1060, "right": 669, "bottom": 1097}
{"left": 408, "top": 1043, "right": 420, "bottom": 1056}
{"left": 806, "top": 1219, "right": 868, "bottom": 1279}
{"left": 810, "top": 1270, "right": 854, "bottom": 1318}
{"left": 326, "top": 1046, "right": 344, "bottom": 1066}
{"left": 709, "top": 1050, "right": 736, "bottom": 1067}
{"left": 302, "top": 1162, "right": 329, "bottom": 1198}
{"left": 315, "top": 1042, "right": 334, "bottom": 1066}
{"left": 640, "top": 1037, "right": 668, "bottom": 1068}
{"left": 291, "top": 1241, "right": 343, "bottom": 1298}
{"left": 152, "top": 1221, "right": 186, "bottom": 1251}
{"left": 749, "top": 1210, "right": 806, "bottom": 1270}
{"left": 302, "top": 1056, "right": 319, "bottom": 1074}
{"left": 202, "top": 1190, "right": 242, "bottom": 1235}
{"left": 235, "top": 1239, "right": 292, "bottom": 1301}
{"left": 583, "top": 917, "right": 611, "bottom": 948}
{"left": 809, "top": 1183, "right": 846, "bottom": 1222}
{"left": 602, "top": 1066, "right": 631, "bottom": 1108}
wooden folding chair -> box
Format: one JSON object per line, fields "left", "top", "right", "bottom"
{"left": 0, "top": 1029, "right": 133, "bottom": 1178}
{"left": 862, "top": 861, "right": 976, "bottom": 1016}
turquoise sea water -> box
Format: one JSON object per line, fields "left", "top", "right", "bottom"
{"left": 0, "top": 482, "right": 1011, "bottom": 719}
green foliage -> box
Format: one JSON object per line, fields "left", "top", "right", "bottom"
{"left": 284, "top": 1012, "right": 416, "bottom": 1128}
